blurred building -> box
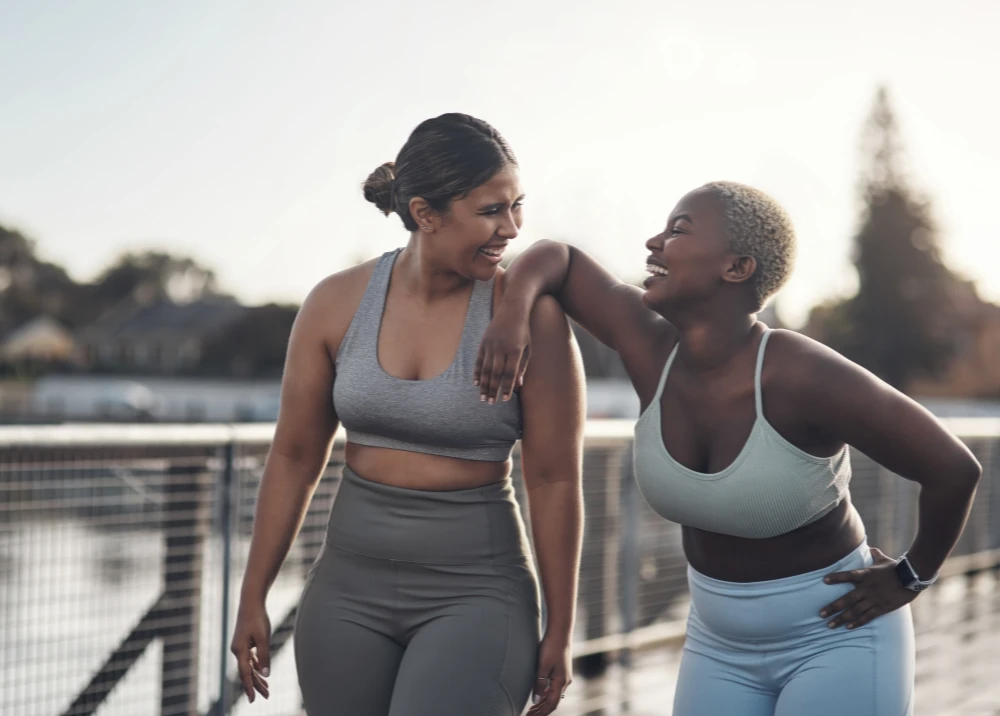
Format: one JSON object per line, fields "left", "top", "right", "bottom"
{"left": 78, "top": 297, "right": 246, "bottom": 374}
{"left": 0, "top": 316, "right": 78, "bottom": 364}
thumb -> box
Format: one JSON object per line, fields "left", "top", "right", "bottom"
{"left": 870, "top": 546, "right": 889, "bottom": 562}
{"left": 256, "top": 631, "right": 271, "bottom": 677}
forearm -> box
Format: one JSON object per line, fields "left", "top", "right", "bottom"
{"left": 526, "top": 479, "right": 583, "bottom": 642}
{"left": 906, "top": 475, "right": 979, "bottom": 579}
{"left": 501, "top": 240, "right": 573, "bottom": 316}
{"left": 239, "top": 452, "right": 325, "bottom": 603}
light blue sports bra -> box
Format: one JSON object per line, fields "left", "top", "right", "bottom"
{"left": 633, "top": 330, "right": 851, "bottom": 539}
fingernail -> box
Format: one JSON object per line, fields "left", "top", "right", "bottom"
{"left": 473, "top": 380, "right": 479, "bottom": 386}
{"left": 504, "top": 394, "right": 511, "bottom": 401}
{"left": 824, "top": 578, "right": 831, "bottom": 584}
{"left": 480, "top": 395, "right": 486, "bottom": 402}
{"left": 828, "top": 622, "right": 836, "bottom": 628}
{"left": 488, "top": 398, "right": 495, "bottom": 405}
{"left": 532, "top": 694, "right": 541, "bottom": 704}
{"left": 819, "top": 611, "right": 827, "bottom": 618}
{"left": 847, "top": 624, "right": 855, "bottom": 630}
{"left": 262, "top": 667, "right": 269, "bottom": 677}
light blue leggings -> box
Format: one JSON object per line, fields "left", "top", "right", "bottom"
{"left": 674, "top": 541, "right": 915, "bottom": 716}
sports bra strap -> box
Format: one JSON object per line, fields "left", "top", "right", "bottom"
{"left": 654, "top": 343, "right": 681, "bottom": 402}
{"left": 754, "top": 329, "right": 773, "bottom": 417}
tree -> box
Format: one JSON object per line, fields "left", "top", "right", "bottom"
{"left": 807, "top": 87, "right": 959, "bottom": 390}
{"left": 89, "top": 251, "right": 221, "bottom": 310}
{"left": 0, "top": 225, "right": 84, "bottom": 335}
{"left": 198, "top": 303, "right": 298, "bottom": 378}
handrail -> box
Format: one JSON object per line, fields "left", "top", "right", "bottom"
{"left": 1, "top": 416, "right": 997, "bottom": 447}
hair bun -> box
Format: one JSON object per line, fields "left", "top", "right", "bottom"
{"left": 362, "top": 162, "right": 396, "bottom": 215}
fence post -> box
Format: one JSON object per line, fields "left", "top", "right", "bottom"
{"left": 577, "top": 445, "right": 624, "bottom": 678}
{"left": 160, "top": 458, "right": 212, "bottom": 716}
{"left": 618, "top": 441, "right": 639, "bottom": 667}
{"left": 218, "top": 442, "right": 235, "bottom": 716}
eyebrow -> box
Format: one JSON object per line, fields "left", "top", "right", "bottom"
{"left": 672, "top": 213, "right": 694, "bottom": 224}
{"left": 480, "top": 195, "right": 526, "bottom": 209}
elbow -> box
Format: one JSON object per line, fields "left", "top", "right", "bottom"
{"left": 953, "top": 449, "right": 982, "bottom": 492}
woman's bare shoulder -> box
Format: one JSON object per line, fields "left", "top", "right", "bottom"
{"left": 297, "top": 257, "right": 381, "bottom": 355}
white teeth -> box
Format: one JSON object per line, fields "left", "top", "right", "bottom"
{"left": 479, "top": 248, "right": 503, "bottom": 257}
{"left": 646, "top": 263, "right": 668, "bottom": 276}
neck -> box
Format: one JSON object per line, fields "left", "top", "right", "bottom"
{"left": 395, "top": 235, "right": 472, "bottom": 301}
{"left": 674, "top": 312, "right": 761, "bottom": 373}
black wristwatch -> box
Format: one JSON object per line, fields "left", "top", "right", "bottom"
{"left": 893, "top": 553, "right": 938, "bottom": 592}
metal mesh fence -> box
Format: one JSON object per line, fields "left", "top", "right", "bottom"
{"left": 1, "top": 420, "right": 998, "bottom": 716}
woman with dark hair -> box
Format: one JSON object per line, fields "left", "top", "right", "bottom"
{"left": 474, "top": 181, "right": 981, "bottom": 715}
{"left": 231, "top": 114, "right": 584, "bottom": 716}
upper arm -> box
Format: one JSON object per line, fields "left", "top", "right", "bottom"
{"left": 558, "top": 245, "right": 674, "bottom": 389}
{"left": 787, "top": 333, "right": 981, "bottom": 487}
{"left": 558, "top": 244, "right": 670, "bottom": 351}
{"left": 518, "top": 295, "right": 586, "bottom": 486}
{"left": 270, "top": 264, "right": 372, "bottom": 478}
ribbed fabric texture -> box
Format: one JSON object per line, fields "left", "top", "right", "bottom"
{"left": 633, "top": 330, "right": 851, "bottom": 539}
{"left": 333, "top": 249, "right": 522, "bottom": 462}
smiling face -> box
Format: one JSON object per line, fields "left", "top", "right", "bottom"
{"left": 415, "top": 165, "right": 524, "bottom": 281}
{"left": 641, "top": 187, "right": 748, "bottom": 314}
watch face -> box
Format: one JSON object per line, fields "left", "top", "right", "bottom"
{"left": 894, "top": 557, "right": 919, "bottom": 589}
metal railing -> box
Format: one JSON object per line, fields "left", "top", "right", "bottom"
{"left": 0, "top": 419, "right": 998, "bottom": 716}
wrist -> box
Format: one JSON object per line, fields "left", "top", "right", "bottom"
{"left": 239, "top": 580, "right": 269, "bottom": 606}
{"left": 542, "top": 622, "right": 574, "bottom": 646}
{"left": 497, "top": 289, "right": 535, "bottom": 319}
{"left": 893, "top": 553, "right": 938, "bottom": 592}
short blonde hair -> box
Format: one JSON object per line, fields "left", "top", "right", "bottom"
{"left": 702, "top": 181, "right": 796, "bottom": 310}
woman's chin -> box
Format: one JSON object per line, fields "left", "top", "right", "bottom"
{"left": 641, "top": 278, "right": 668, "bottom": 308}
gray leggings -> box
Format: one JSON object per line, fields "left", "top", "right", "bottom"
{"left": 294, "top": 466, "right": 541, "bottom": 716}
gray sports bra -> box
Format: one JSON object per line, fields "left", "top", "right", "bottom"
{"left": 333, "top": 249, "right": 522, "bottom": 462}
{"left": 633, "top": 330, "right": 851, "bottom": 539}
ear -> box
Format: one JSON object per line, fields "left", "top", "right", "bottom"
{"left": 408, "top": 197, "right": 439, "bottom": 232}
{"left": 722, "top": 255, "right": 756, "bottom": 285}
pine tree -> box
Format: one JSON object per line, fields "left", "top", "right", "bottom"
{"left": 813, "top": 87, "right": 957, "bottom": 390}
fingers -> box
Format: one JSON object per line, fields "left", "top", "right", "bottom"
{"left": 824, "top": 598, "right": 874, "bottom": 629}
{"left": 483, "top": 354, "right": 508, "bottom": 405}
{"left": 250, "top": 666, "right": 270, "bottom": 700}
{"left": 255, "top": 636, "right": 271, "bottom": 679}
{"left": 844, "top": 605, "right": 883, "bottom": 630}
{"left": 819, "top": 587, "right": 863, "bottom": 622}
{"left": 823, "top": 567, "right": 868, "bottom": 585}
{"left": 498, "top": 351, "right": 522, "bottom": 403}
{"left": 514, "top": 346, "right": 530, "bottom": 392}
{"left": 527, "top": 671, "right": 571, "bottom": 715}
{"left": 236, "top": 654, "right": 255, "bottom": 703}
{"left": 530, "top": 675, "right": 550, "bottom": 707}
{"left": 478, "top": 351, "right": 497, "bottom": 402}
{"left": 473, "top": 345, "right": 487, "bottom": 388}
{"left": 231, "top": 636, "right": 255, "bottom": 702}
{"left": 232, "top": 633, "right": 271, "bottom": 703}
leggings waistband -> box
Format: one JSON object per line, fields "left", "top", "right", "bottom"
{"left": 325, "top": 466, "right": 532, "bottom": 563}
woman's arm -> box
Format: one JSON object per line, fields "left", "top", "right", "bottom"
{"left": 476, "top": 240, "right": 672, "bottom": 403}
{"left": 518, "top": 296, "right": 586, "bottom": 715}
{"left": 784, "top": 335, "right": 982, "bottom": 629}
{"left": 230, "top": 274, "right": 351, "bottom": 702}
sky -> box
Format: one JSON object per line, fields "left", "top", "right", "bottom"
{"left": 1, "top": 0, "right": 998, "bottom": 327}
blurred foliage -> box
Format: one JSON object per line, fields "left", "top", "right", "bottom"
{"left": 199, "top": 303, "right": 298, "bottom": 379}
{"left": 0, "top": 229, "right": 295, "bottom": 379}
{"left": 805, "top": 87, "right": 962, "bottom": 390}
